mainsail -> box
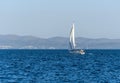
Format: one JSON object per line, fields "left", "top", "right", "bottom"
{"left": 69, "top": 24, "right": 76, "bottom": 49}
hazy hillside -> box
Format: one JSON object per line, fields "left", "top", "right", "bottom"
{"left": 0, "top": 35, "right": 120, "bottom": 49}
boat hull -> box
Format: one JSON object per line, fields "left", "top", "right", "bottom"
{"left": 69, "top": 49, "right": 85, "bottom": 55}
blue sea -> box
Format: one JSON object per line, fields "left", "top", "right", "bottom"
{"left": 0, "top": 49, "right": 120, "bottom": 83}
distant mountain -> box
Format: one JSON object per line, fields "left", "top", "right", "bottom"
{"left": 0, "top": 35, "right": 120, "bottom": 49}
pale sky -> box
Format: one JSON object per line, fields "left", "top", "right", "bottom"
{"left": 0, "top": 0, "right": 120, "bottom": 38}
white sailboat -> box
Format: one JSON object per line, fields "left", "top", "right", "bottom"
{"left": 69, "top": 24, "right": 85, "bottom": 55}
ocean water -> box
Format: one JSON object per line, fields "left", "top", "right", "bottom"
{"left": 0, "top": 50, "right": 120, "bottom": 83}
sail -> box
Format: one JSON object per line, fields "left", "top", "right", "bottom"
{"left": 69, "top": 24, "right": 76, "bottom": 49}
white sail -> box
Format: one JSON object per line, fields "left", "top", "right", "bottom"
{"left": 69, "top": 24, "right": 76, "bottom": 49}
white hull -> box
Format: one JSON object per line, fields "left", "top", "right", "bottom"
{"left": 70, "top": 49, "right": 85, "bottom": 55}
